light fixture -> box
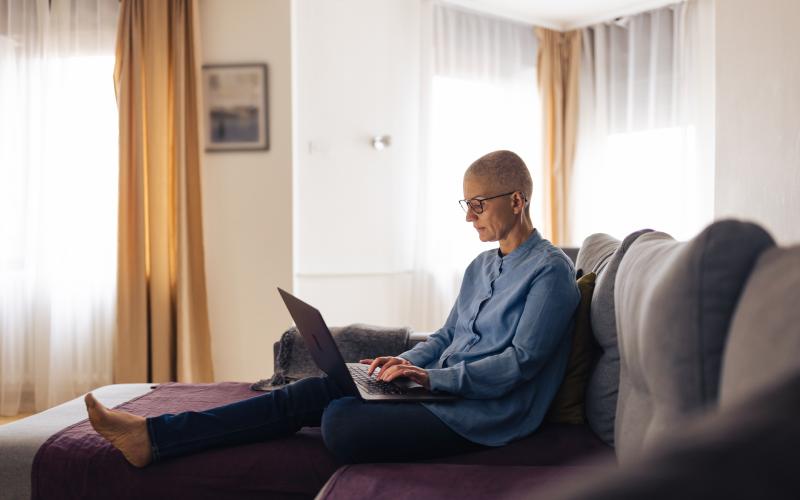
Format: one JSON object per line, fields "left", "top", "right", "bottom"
{"left": 371, "top": 135, "right": 392, "bottom": 150}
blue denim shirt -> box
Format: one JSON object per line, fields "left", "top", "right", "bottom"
{"left": 399, "top": 229, "right": 580, "bottom": 446}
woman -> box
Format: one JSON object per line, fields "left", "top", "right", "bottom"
{"left": 85, "top": 150, "right": 580, "bottom": 467}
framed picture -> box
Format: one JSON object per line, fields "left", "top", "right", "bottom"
{"left": 202, "top": 63, "right": 269, "bottom": 152}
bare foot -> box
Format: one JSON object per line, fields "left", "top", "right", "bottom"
{"left": 85, "top": 393, "right": 153, "bottom": 467}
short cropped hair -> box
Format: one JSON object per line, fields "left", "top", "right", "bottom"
{"left": 465, "top": 150, "right": 533, "bottom": 217}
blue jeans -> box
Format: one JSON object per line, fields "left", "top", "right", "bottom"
{"left": 146, "top": 376, "right": 481, "bottom": 463}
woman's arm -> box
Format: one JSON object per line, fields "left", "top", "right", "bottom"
{"left": 425, "top": 260, "right": 580, "bottom": 399}
{"left": 396, "top": 303, "right": 458, "bottom": 368}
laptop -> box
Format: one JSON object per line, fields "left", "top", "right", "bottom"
{"left": 277, "top": 288, "right": 458, "bottom": 402}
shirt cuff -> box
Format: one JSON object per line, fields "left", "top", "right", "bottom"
{"left": 397, "top": 350, "right": 426, "bottom": 368}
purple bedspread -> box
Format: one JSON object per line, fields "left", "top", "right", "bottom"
{"left": 31, "top": 382, "right": 613, "bottom": 499}
{"left": 317, "top": 464, "right": 601, "bottom": 500}
{"left": 31, "top": 383, "right": 341, "bottom": 500}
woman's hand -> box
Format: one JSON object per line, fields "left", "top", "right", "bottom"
{"left": 376, "top": 363, "right": 431, "bottom": 390}
{"left": 359, "top": 356, "right": 430, "bottom": 390}
{"left": 360, "top": 356, "right": 409, "bottom": 376}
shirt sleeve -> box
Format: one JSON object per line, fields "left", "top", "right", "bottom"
{"left": 425, "top": 259, "right": 580, "bottom": 399}
{"left": 397, "top": 302, "right": 458, "bottom": 368}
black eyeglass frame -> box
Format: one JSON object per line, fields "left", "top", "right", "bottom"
{"left": 458, "top": 191, "right": 525, "bottom": 214}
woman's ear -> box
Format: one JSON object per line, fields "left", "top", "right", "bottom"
{"left": 513, "top": 192, "right": 526, "bottom": 214}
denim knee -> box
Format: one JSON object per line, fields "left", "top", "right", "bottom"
{"left": 321, "top": 397, "right": 362, "bottom": 463}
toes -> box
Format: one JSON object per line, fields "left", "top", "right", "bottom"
{"left": 85, "top": 393, "right": 110, "bottom": 418}
{"left": 85, "top": 393, "right": 106, "bottom": 414}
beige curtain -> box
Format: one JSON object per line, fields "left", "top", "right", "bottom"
{"left": 536, "top": 28, "right": 581, "bottom": 246}
{"left": 114, "top": 0, "right": 214, "bottom": 383}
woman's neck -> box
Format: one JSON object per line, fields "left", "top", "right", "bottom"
{"left": 499, "top": 219, "right": 535, "bottom": 256}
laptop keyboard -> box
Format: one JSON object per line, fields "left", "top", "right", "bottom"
{"left": 348, "top": 364, "right": 405, "bottom": 395}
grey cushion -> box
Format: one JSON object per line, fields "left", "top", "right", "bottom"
{"left": 576, "top": 229, "right": 653, "bottom": 446}
{"left": 259, "top": 324, "right": 410, "bottom": 390}
{"left": 720, "top": 245, "right": 800, "bottom": 407}
{"left": 614, "top": 220, "right": 774, "bottom": 463}
{"left": 543, "top": 371, "right": 800, "bottom": 500}
{"left": 575, "top": 233, "right": 619, "bottom": 278}
{"left": 561, "top": 247, "right": 580, "bottom": 265}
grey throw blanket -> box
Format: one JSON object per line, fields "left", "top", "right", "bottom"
{"left": 251, "top": 323, "right": 411, "bottom": 391}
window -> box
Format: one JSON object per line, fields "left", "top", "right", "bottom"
{"left": 0, "top": 0, "right": 119, "bottom": 414}
{"left": 409, "top": 4, "right": 541, "bottom": 331}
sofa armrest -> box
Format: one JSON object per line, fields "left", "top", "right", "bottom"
{"left": 272, "top": 330, "right": 435, "bottom": 367}
{"left": 408, "top": 330, "right": 433, "bottom": 347}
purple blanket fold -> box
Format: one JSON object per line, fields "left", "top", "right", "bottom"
{"left": 31, "top": 382, "right": 341, "bottom": 500}
{"left": 318, "top": 464, "right": 598, "bottom": 500}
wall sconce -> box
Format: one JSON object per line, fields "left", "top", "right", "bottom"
{"left": 371, "top": 135, "right": 392, "bottom": 151}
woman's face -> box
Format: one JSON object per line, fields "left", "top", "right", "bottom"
{"left": 462, "top": 175, "right": 516, "bottom": 243}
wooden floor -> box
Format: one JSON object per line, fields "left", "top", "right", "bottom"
{"left": 0, "top": 414, "right": 34, "bottom": 426}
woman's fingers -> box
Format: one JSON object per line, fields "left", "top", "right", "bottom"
{"left": 367, "top": 357, "right": 388, "bottom": 375}
{"left": 393, "top": 367, "right": 431, "bottom": 389}
{"left": 380, "top": 364, "right": 416, "bottom": 381}
{"left": 400, "top": 369, "right": 418, "bottom": 383}
{"left": 367, "top": 356, "right": 411, "bottom": 376}
{"left": 368, "top": 356, "right": 399, "bottom": 375}
{"left": 377, "top": 363, "right": 402, "bottom": 381}
{"left": 374, "top": 357, "right": 402, "bottom": 376}
{"left": 375, "top": 364, "right": 431, "bottom": 389}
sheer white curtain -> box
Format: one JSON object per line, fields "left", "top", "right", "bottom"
{"left": 409, "top": 2, "right": 540, "bottom": 332}
{"left": 569, "top": 1, "right": 714, "bottom": 244}
{"left": 0, "top": 0, "right": 119, "bottom": 415}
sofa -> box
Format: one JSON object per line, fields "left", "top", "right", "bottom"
{"left": 312, "top": 218, "right": 800, "bottom": 499}
{"left": 11, "top": 217, "right": 795, "bottom": 500}
{"left": 13, "top": 218, "right": 796, "bottom": 499}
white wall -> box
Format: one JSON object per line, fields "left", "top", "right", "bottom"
{"left": 714, "top": 0, "right": 800, "bottom": 244}
{"left": 199, "top": 0, "right": 293, "bottom": 382}
{"left": 293, "top": 0, "right": 421, "bottom": 327}
{"left": 192, "top": 0, "right": 800, "bottom": 385}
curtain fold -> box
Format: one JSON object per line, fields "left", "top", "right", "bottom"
{"left": 0, "top": 0, "right": 119, "bottom": 415}
{"left": 114, "top": 0, "right": 213, "bottom": 383}
{"left": 569, "top": 2, "right": 714, "bottom": 244}
{"left": 536, "top": 28, "right": 581, "bottom": 247}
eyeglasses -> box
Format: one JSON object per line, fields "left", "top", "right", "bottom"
{"left": 458, "top": 191, "right": 519, "bottom": 214}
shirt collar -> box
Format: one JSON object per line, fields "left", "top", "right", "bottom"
{"left": 497, "top": 228, "right": 542, "bottom": 262}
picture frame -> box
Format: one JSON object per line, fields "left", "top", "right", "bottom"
{"left": 202, "top": 63, "right": 269, "bottom": 152}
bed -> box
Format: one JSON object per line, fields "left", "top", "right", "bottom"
{"left": 0, "top": 384, "right": 153, "bottom": 500}
{"left": 0, "top": 382, "right": 343, "bottom": 500}
{"left": 0, "top": 285, "right": 605, "bottom": 500}
{"left": 0, "top": 382, "right": 611, "bottom": 500}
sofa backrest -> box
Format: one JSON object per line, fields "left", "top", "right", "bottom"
{"left": 613, "top": 219, "right": 774, "bottom": 463}
{"left": 719, "top": 244, "right": 800, "bottom": 407}
{"left": 561, "top": 247, "right": 580, "bottom": 265}
{"left": 575, "top": 229, "right": 652, "bottom": 446}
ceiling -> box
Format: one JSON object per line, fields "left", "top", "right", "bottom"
{"left": 442, "top": 0, "right": 681, "bottom": 30}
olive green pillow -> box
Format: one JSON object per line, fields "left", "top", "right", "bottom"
{"left": 546, "top": 271, "right": 597, "bottom": 424}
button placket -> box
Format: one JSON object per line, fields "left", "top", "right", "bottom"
{"left": 467, "top": 257, "right": 503, "bottom": 350}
